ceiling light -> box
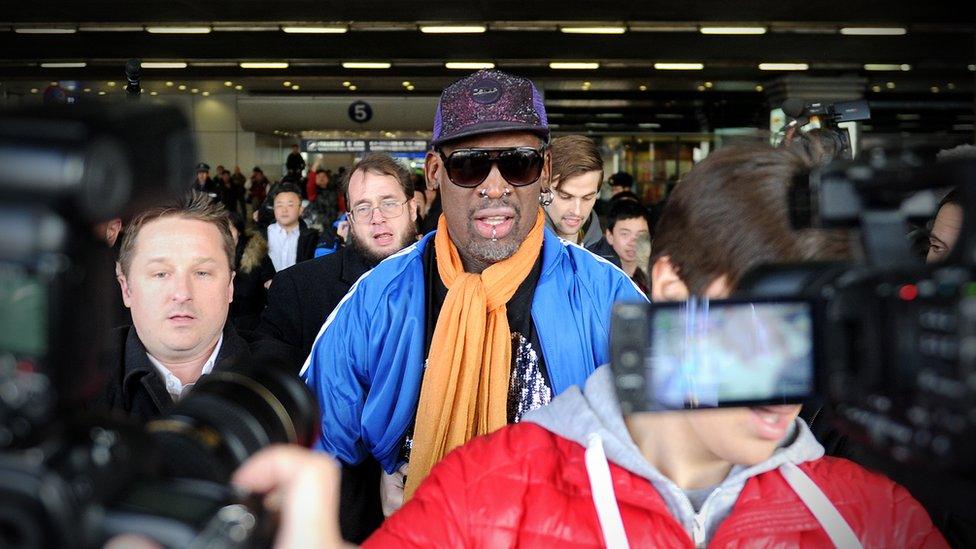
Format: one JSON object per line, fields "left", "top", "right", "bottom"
{"left": 700, "top": 26, "right": 766, "bottom": 35}
{"left": 30, "top": 88, "right": 39, "bottom": 93}
{"left": 969, "top": 65, "right": 975, "bottom": 71}
{"left": 291, "top": 85, "right": 300, "bottom": 90}
{"left": 758, "top": 62, "right": 809, "bottom": 71}
{"left": 639, "top": 122, "right": 661, "bottom": 129}
{"left": 342, "top": 62, "right": 391, "bottom": 69}
{"left": 214, "top": 25, "right": 279, "bottom": 32}
{"left": 165, "top": 81, "right": 174, "bottom": 86}
{"left": 150, "top": 91, "right": 158, "bottom": 96}
{"left": 240, "top": 62, "right": 289, "bottom": 69}
{"left": 886, "top": 81, "right": 896, "bottom": 89}
{"left": 234, "top": 85, "right": 243, "bottom": 90}
{"left": 840, "top": 27, "right": 907, "bottom": 36}
{"left": 107, "top": 81, "right": 116, "bottom": 87}
{"left": 50, "top": 81, "right": 59, "bottom": 86}
{"left": 178, "top": 84, "right": 187, "bottom": 90}
{"left": 871, "top": 85, "right": 882, "bottom": 92}
{"left": 83, "top": 88, "right": 91, "bottom": 92}
{"left": 755, "top": 85, "right": 764, "bottom": 92}
{"left": 444, "top": 62, "right": 495, "bottom": 70}
{"left": 704, "top": 81, "right": 714, "bottom": 88}
{"left": 407, "top": 85, "right": 415, "bottom": 91}
{"left": 190, "top": 88, "right": 199, "bottom": 93}
{"left": 98, "top": 91, "right": 106, "bottom": 95}
{"left": 283, "top": 81, "right": 292, "bottom": 87}
{"left": 146, "top": 26, "right": 211, "bottom": 34}
{"left": 402, "top": 81, "right": 411, "bottom": 86}
{"left": 40, "top": 62, "right": 87, "bottom": 68}
{"left": 141, "top": 62, "right": 188, "bottom": 69}
{"left": 202, "top": 91, "right": 210, "bottom": 96}
{"left": 348, "top": 85, "right": 358, "bottom": 90}
{"left": 630, "top": 24, "right": 698, "bottom": 32}
{"left": 281, "top": 25, "right": 348, "bottom": 33}
{"left": 864, "top": 64, "right": 911, "bottom": 71}
{"left": 224, "top": 81, "right": 233, "bottom": 86}
{"left": 78, "top": 25, "right": 143, "bottom": 32}
{"left": 560, "top": 26, "right": 626, "bottom": 34}
{"left": 342, "top": 81, "right": 351, "bottom": 87}
{"left": 654, "top": 62, "right": 704, "bottom": 70}
{"left": 419, "top": 25, "right": 486, "bottom": 34}
{"left": 697, "top": 85, "right": 706, "bottom": 91}
{"left": 15, "top": 27, "right": 76, "bottom": 34}
{"left": 930, "top": 86, "right": 940, "bottom": 93}
{"left": 947, "top": 83, "right": 956, "bottom": 90}
{"left": 638, "top": 85, "right": 647, "bottom": 91}
{"left": 549, "top": 62, "right": 600, "bottom": 70}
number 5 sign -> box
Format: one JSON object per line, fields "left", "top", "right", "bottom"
{"left": 348, "top": 100, "right": 373, "bottom": 123}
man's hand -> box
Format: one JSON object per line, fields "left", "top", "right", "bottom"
{"left": 379, "top": 463, "right": 408, "bottom": 517}
{"left": 233, "top": 445, "right": 352, "bottom": 548}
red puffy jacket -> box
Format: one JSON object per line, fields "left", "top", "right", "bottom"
{"left": 365, "top": 423, "right": 947, "bottom": 548}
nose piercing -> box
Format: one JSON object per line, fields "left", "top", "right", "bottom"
{"left": 479, "top": 188, "right": 512, "bottom": 198}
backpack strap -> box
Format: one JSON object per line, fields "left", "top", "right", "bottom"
{"left": 779, "top": 462, "right": 863, "bottom": 549}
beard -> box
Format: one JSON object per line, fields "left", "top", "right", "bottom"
{"left": 349, "top": 224, "right": 418, "bottom": 266}
{"left": 463, "top": 198, "right": 524, "bottom": 266}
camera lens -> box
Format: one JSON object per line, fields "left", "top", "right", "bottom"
{"left": 147, "top": 358, "right": 318, "bottom": 483}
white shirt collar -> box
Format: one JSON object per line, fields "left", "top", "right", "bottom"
{"left": 147, "top": 334, "right": 223, "bottom": 402}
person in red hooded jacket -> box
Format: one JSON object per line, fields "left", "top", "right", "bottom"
{"left": 234, "top": 145, "right": 947, "bottom": 548}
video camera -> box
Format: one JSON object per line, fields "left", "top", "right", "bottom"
{"left": 0, "top": 103, "right": 319, "bottom": 548}
{"left": 778, "top": 97, "right": 871, "bottom": 160}
{"left": 610, "top": 148, "right": 976, "bottom": 532}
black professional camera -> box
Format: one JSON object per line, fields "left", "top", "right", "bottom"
{"left": 611, "top": 148, "right": 976, "bottom": 541}
{"left": 0, "top": 103, "right": 318, "bottom": 548}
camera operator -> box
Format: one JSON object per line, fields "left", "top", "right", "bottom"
{"left": 95, "top": 193, "right": 256, "bottom": 420}
{"left": 234, "top": 145, "right": 945, "bottom": 548}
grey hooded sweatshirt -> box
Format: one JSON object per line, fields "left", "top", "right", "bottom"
{"left": 523, "top": 365, "right": 827, "bottom": 546}
{"left": 545, "top": 209, "right": 605, "bottom": 248}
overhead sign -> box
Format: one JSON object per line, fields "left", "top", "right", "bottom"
{"left": 348, "top": 101, "right": 373, "bottom": 123}
{"left": 304, "top": 139, "right": 367, "bottom": 153}
{"left": 303, "top": 139, "right": 429, "bottom": 153}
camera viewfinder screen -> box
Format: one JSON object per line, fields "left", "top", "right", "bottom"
{"left": 649, "top": 300, "right": 814, "bottom": 409}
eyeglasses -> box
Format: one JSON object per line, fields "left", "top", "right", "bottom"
{"left": 349, "top": 198, "right": 410, "bottom": 223}
{"left": 438, "top": 146, "right": 546, "bottom": 188}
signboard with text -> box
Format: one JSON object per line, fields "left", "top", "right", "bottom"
{"left": 302, "top": 139, "right": 429, "bottom": 154}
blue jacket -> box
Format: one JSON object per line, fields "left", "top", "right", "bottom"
{"left": 301, "top": 228, "right": 647, "bottom": 472}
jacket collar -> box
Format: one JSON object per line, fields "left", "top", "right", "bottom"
{"left": 339, "top": 246, "right": 374, "bottom": 286}
{"left": 121, "top": 324, "right": 248, "bottom": 411}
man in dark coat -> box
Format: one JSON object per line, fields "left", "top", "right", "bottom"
{"left": 95, "top": 193, "right": 246, "bottom": 420}
{"left": 256, "top": 152, "right": 417, "bottom": 543}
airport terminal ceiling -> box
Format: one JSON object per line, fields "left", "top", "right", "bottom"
{"left": 1, "top": 0, "right": 973, "bottom": 135}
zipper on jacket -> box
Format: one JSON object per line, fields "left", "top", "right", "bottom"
{"left": 690, "top": 486, "right": 721, "bottom": 548}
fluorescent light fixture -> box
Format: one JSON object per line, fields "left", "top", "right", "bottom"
{"left": 840, "top": 27, "right": 907, "bottom": 36}
{"left": 639, "top": 122, "right": 661, "bottom": 129}
{"left": 149, "top": 91, "right": 158, "bottom": 96}
{"left": 177, "top": 84, "right": 187, "bottom": 90}
{"left": 30, "top": 88, "right": 39, "bottom": 93}
{"left": 969, "top": 65, "right": 975, "bottom": 72}
{"left": 758, "top": 62, "right": 809, "bottom": 71}
{"left": 654, "top": 62, "right": 704, "bottom": 70}
{"left": 341, "top": 62, "right": 392, "bottom": 69}
{"left": 146, "top": 26, "right": 211, "bottom": 34}
{"left": 281, "top": 25, "right": 348, "bottom": 33}
{"left": 283, "top": 81, "right": 292, "bottom": 87}
{"left": 445, "top": 61, "right": 496, "bottom": 70}
{"left": 419, "top": 25, "right": 486, "bottom": 34}
{"left": 40, "top": 62, "right": 87, "bottom": 68}
{"left": 291, "top": 85, "right": 300, "bottom": 90}
{"left": 549, "top": 62, "right": 600, "bottom": 70}
{"left": 402, "top": 81, "right": 411, "bottom": 86}
{"left": 79, "top": 25, "right": 143, "bottom": 32}
{"left": 240, "top": 62, "right": 289, "bottom": 69}
{"left": 700, "top": 26, "right": 766, "bottom": 35}
{"left": 141, "top": 62, "right": 188, "bottom": 69}
{"left": 348, "top": 85, "right": 358, "bottom": 91}
{"left": 224, "top": 81, "right": 233, "bottom": 86}
{"left": 202, "top": 91, "right": 210, "bottom": 96}
{"left": 864, "top": 64, "right": 911, "bottom": 71}
{"left": 15, "top": 27, "right": 76, "bottom": 34}
{"left": 214, "top": 25, "right": 279, "bottom": 32}
{"left": 407, "top": 85, "right": 415, "bottom": 90}
{"left": 234, "top": 85, "right": 243, "bottom": 90}
{"left": 630, "top": 25, "right": 698, "bottom": 33}
{"left": 638, "top": 85, "right": 647, "bottom": 91}
{"left": 560, "top": 26, "right": 626, "bottom": 34}
{"left": 98, "top": 91, "right": 106, "bottom": 95}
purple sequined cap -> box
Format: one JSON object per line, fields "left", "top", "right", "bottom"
{"left": 431, "top": 69, "right": 549, "bottom": 148}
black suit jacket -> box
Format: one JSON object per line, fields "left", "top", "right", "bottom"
{"left": 255, "top": 245, "right": 381, "bottom": 543}
{"left": 94, "top": 324, "right": 252, "bottom": 422}
{"left": 257, "top": 246, "right": 372, "bottom": 370}
{"left": 296, "top": 224, "right": 320, "bottom": 264}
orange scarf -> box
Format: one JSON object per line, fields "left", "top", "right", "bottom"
{"left": 403, "top": 209, "right": 545, "bottom": 499}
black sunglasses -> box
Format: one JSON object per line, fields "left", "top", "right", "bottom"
{"left": 438, "top": 146, "right": 546, "bottom": 188}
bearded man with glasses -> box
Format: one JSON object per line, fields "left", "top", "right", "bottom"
{"left": 301, "top": 69, "right": 646, "bottom": 541}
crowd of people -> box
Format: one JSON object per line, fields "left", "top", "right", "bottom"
{"left": 90, "top": 69, "right": 968, "bottom": 547}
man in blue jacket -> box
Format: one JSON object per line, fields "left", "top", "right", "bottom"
{"left": 302, "top": 69, "right": 645, "bottom": 528}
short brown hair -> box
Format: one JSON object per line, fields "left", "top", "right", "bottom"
{"left": 118, "top": 192, "right": 235, "bottom": 276}
{"left": 651, "top": 144, "right": 844, "bottom": 295}
{"left": 549, "top": 135, "right": 604, "bottom": 190}
{"left": 340, "top": 153, "right": 415, "bottom": 203}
